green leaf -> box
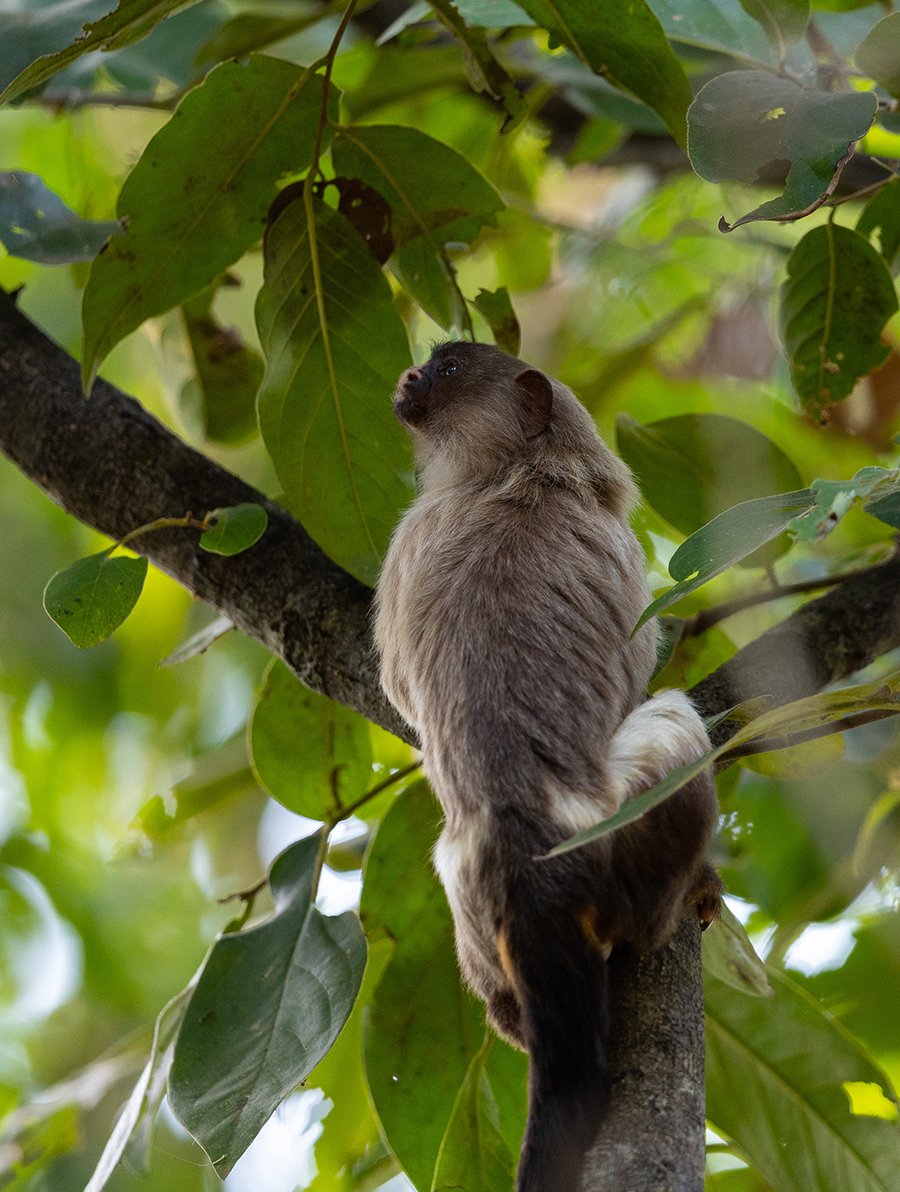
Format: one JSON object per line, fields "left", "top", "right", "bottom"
{"left": 250, "top": 660, "right": 373, "bottom": 820}
{"left": 0, "top": 0, "right": 203, "bottom": 105}
{"left": 169, "top": 833, "right": 367, "bottom": 1177}
{"left": 617, "top": 413, "right": 802, "bottom": 565}
{"left": 255, "top": 193, "right": 413, "bottom": 586}
{"left": 157, "top": 615, "right": 234, "bottom": 667}
{"left": 431, "top": 1043, "right": 515, "bottom": 1192}
{"left": 428, "top": 0, "right": 528, "bottom": 130}
{"left": 471, "top": 287, "right": 520, "bottom": 354}
{"left": 688, "top": 72, "right": 876, "bottom": 228}
{"left": 738, "top": 0, "right": 809, "bottom": 50}
{"left": 780, "top": 224, "right": 898, "bottom": 412}
{"left": 856, "top": 12, "right": 900, "bottom": 97}
{"left": 636, "top": 489, "right": 815, "bottom": 627}
{"left": 43, "top": 550, "right": 148, "bottom": 648}
{"left": 361, "top": 782, "right": 484, "bottom": 1190}
{"left": 199, "top": 503, "right": 268, "bottom": 555}
{"left": 515, "top": 0, "right": 691, "bottom": 145}
{"left": 706, "top": 968, "right": 900, "bottom": 1191}
{"left": 331, "top": 124, "right": 504, "bottom": 330}
{"left": 0, "top": 172, "right": 119, "bottom": 264}
{"left": 180, "top": 286, "right": 264, "bottom": 445}
{"left": 701, "top": 902, "right": 772, "bottom": 997}
{"left": 787, "top": 467, "right": 896, "bottom": 541}
{"left": 647, "top": 0, "right": 773, "bottom": 64}
{"left": 82, "top": 58, "right": 336, "bottom": 390}
{"left": 857, "top": 179, "right": 900, "bottom": 272}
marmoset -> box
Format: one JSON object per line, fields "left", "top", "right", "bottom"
{"left": 375, "top": 342, "right": 720, "bottom": 1192}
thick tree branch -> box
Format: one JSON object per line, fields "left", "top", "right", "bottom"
{"left": 2, "top": 289, "right": 899, "bottom": 1192}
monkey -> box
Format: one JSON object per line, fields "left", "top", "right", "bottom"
{"left": 374, "top": 341, "right": 721, "bottom": 1192}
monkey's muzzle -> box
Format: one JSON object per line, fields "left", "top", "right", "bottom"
{"left": 393, "top": 366, "right": 431, "bottom": 425}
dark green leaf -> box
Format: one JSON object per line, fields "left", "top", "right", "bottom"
{"left": 256, "top": 194, "right": 413, "bottom": 586}
{"left": 195, "top": 11, "right": 322, "bottom": 67}
{"left": 739, "top": 0, "right": 809, "bottom": 49}
{"left": 332, "top": 124, "right": 504, "bottom": 330}
{"left": 515, "top": 0, "right": 691, "bottom": 144}
{"left": 82, "top": 58, "right": 336, "bottom": 389}
{"left": 688, "top": 72, "right": 876, "bottom": 228}
{"left": 865, "top": 489, "right": 900, "bottom": 531}
{"left": 43, "top": 550, "right": 148, "bottom": 647}
{"left": 250, "top": 660, "right": 373, "bottom": 820}
{"left": 647, "top": 0, "right": 773, "bottom": 64}
{"left": 857, "top": 179, "right": 900, "bottom": 272}
{"left": 0, "top": 172, "right": 119, "bottom": 263}
{"left": 706, "top": 968, "right": 900, "bottom": 1191}
{"left": 0, "top": 0, "right": 203, "bottom": 105}
{"left": 431, "top": 1044, "right": 515, "bottom": 1192}
{"left": 169, "top": 833, "right": 367, "bottom": 1177}
{"left": 780, "top": 224, "right": 898, "bottom": 412}
{"left": 361, "top": 782, "right": 484, "bottom": 1190}
{"left": 471, "top": 287, "right": 520, "bottom": 354}
{"left": 856, "top": 12, "right": 900, "bottom": 97}
{"left": 199, "top": 503, "right": 267, "bottom": 556}
{"left": 0, "top": 0, "right": 110, "bottom": 95}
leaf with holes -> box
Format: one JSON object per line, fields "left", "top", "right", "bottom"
{"left": 44, "top": 550, "right": 148, "bottom": 648}
{"left": 169, "top": 833, "right": 367, "bottom": 1177}
{"left": 256, "top": 193, "right": 413, "bottom": 585}
{"left": 780, "top": 224, "right": 898, "bottom": 413}
{"left": 82, "top": 57, "right": 335, "bottom": 390}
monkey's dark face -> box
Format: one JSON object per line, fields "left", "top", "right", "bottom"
{"left": 393, "top": 342, "right": 500, "bottom": 428}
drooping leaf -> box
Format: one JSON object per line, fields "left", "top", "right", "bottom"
{"left": 0, "top": 172, "right": 119, "bottom": 263}
{"left": 331, "top": 124, "right": 504, "bottom": 330}
{"left": 431, "top": 1043, "right": 515, "bottom": 1192}
{"left": 250, "top": 660, "right": 373, "bottom": 821}
{"left": 361, "top": 782, "right": 484, "bottom": 1190}
{"left": 428, "top": 0, "right": 527, "bottom": 129}
{"left": 180, "top": 286, "right": 264, "bottom": 445}
{"left": 688, "top": 72, "right": 876, "bottom": 228}
{"left": 857, "top": 178, "right": 900, "bottom": 272}
{"left": 43, "top": 550, "right": 148, "bottom": 648}
{"left": 255, "top": 193, "right": 413, "bottom": 586}
{"left": 514, "top": 0, "right": 692, "bottom": 144}
{"left": 169, "top": 833, "right": 367, "bottom": 1177}
{"left": 82, "top": 58, "right": 336, "bottom": 389}
{"left": 0, "top": 0, "right": 204, "bottom": 105}
{"left": 706, "top": 968, "right": 900, "bottom": 1191}
{"left": 738, "top": 0, "right": 809, "bottom": 50}
{"left": 855, "top": 12, "right": 900, "bottom": 97}
{"left": 617, "top": 413, "right": 802, "bottom": 565}
{"left": 780, "top": 224, "right": 898, "bottom": 412}
{"left": 199, "top": 503, "right": 267, "bottom": 556}
{"left": 636, "top": 489, "right": 816, "bottom": 627}
{"left": 472, "top": 287, "right": 520, "bottom": 354}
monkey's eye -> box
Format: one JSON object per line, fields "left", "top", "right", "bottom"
{"left": 438, "top": 358, "right": 458, "bottom": 376}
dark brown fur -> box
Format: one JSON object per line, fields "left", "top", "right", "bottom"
{"left": 375, "top": 342, "right": 720, "bottom": 1191}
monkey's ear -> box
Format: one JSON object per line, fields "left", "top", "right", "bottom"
{"left": 514, "top": 369, "right": 553, "bottom": 439}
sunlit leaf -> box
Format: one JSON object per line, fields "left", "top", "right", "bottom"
{"left": 780, "top": 225, "right": 898, "bottom": 412}
{"left": 250, "top": 660, "right": 373, "bottom": 820}
{"left": 855, "top": 12, "right": 900, "bottom": 98}
{"left": 256, "top": 192, "right": 413, "bottom": 585}
{"left": 82, "top": 58, "right": 336, "bottom": 389}
{"left": 431, "top": 1043, "right": 515, "bottom": 1192}
{"left": 701, "top": 902, "right": 771, "bottom": 997}
{"left": 688, "top": 72, "right": 876, "bottom": 228}
{"left": 199, "top": 503, "right": 267, "bottom": 556}
{"left": 169, "top": 833, "right": 367, "bottom": 1177}
{"left": 0, "top": 172, "right": 119, "bottom": 264}
{"left": 43, "top": 550, "right": 148, "bottom": 648}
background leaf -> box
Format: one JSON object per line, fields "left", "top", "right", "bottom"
{"left": 857, "top": 179, "right": 900, "bottom": 272}
{"left": 0, "top": 172, "right": 119, "bottom": 264}
{"left": 855, "top": 12, "right": 900, "bottom": 98}
{"left": 43, "top": 550, "right": 148, "bottom": 647}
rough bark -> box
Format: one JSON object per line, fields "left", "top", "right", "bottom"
{"left": 2, "top": 288, "right": 899, "bottom": 1190}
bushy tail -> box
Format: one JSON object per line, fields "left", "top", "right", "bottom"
{"left": 504, "top": 889, "right": 611, "bottom": 1192}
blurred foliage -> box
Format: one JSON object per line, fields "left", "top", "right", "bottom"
{"left": 0, "top": 1, "right": 899, "bottom": 1190}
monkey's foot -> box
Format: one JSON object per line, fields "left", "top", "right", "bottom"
{"left": 692, "top": 863, "right": 724, "bottom": 931}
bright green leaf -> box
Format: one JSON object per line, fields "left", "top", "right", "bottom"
{"left": 515, "top": 0, "right": 692, "bottom": 144}
{"left": 788, "top": 468, "right": 896, "bottom": 541}
{"left": 431, "top": 1043, "right": 515, "bottom": 1192}
{"left": 255, "top": 193, "right": 413, "bottom": 586}
{"left": 856, "top": 12, "right": 900, "bottom": 97}
{"left": 0, "top": 172, "right": 119, "bottom": 264}
{"left": 82, "top": 58, "right": 336, "bottom": 389}
{"left": 688, "top": 72, "right": 876, "bottom": 228}
{"left": 701, "top": 903, "right": 772, "bottom": 997}
{"left": 199, "top": 503, "right": 267, "bottom": 556}
{"left": 43, "top": 550, "right": 148, "bottom": 648}
{"left": 250, "top": 660, "right": 373, "bottom": 820}
{"left": 780, "top": 224, "right": 898, "bottom": 412}
{"left": 169, "top": 833, "right": 367, "bottom": 1177}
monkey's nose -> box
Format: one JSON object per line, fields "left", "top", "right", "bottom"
{"left": 401, "top": 366, "right": 432, "bottom": 399}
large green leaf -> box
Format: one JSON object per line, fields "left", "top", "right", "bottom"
{"left": 0, "top": 172, "right": 119, "bottom": 264}
{"left": 0, "top": 0, "right": 202, "bottom": 104}
{"left": 169, "top": 833, "right": 367, "bottom": 1177}
{"left": 255, "top": 193, "right": 413, "bottom": 586}
{"left": 249, "top": 660, "right": 373, "bottom": 820}
{"left": 855, "top": 12, "right": 900, "bottom": 97}
{"left": 688, "top": 72, "right": 876, "bottom": 228}
{"left": 706, "top": 968, "right": 900, "bottom": 1191}
{"left": 82, "top": 57, "right": 335, "bottom": 389}
{"left": 43, "top": 550, "right": 148, "bottom": 648}
{"left": 432, "top": 1044, "right": 515, "bottom": 1192}
{"left": 331, "top": 124, "right": 504, "bottom": 329}
{"left": 780, "top": 224, "right": 898, "bottom": 412}
{"left": 361, "top": 782, "right": 484, "bottom": 1190}
{"left": 514, "top": 0, "right": 691, "bottom": 144}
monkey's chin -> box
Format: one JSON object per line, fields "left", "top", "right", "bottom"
{"left": 393, "top": 395, "right": 429, "bottom": 426}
